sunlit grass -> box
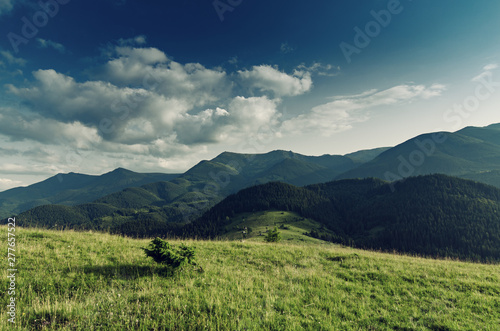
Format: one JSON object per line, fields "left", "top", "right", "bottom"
{"left": 1, "top": 226, "right": 499, "bottom": 330}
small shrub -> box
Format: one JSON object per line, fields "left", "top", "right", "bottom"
{"left": 143, "top": 238, "right": 199, "bottom": 270}
{"left": 265, "top": 227, "right": 281, "bottom": 243}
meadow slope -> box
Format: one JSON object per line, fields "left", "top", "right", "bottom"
{"left": 1, "top": 226, "right": 499, "bottom": 330}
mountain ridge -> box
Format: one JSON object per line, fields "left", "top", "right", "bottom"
{"left": 0, "top": 168, "right": 180, "bottom": 218}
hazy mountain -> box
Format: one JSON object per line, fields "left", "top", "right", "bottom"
{"left": 0, "top": 168, "right": 179, "bottom": 218}
{"left": 11, "top": 149, "right": 387, "bottom": 229}
{"left": 93, "top": 149, "right": 381, "bottom": 213}
{"left": 337, "top": 124, "right": 500, "bottom": 186}
{"left": 344, "top": 147, "right": 391, "bottom": 163}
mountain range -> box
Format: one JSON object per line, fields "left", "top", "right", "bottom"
{"left": 338, "top": 123, "right": 500, "bottom": 182}
{"left": 11, "top": 148, "right": 386, "bottom": 229}
{"left": 1, "top": 147, "right": 392, "bottom": 220}
{"left": 0, "top": 169, "right": 179, "bottom": 219}
{"left": 3, "top": 123, "right": 500, "bottom": 261}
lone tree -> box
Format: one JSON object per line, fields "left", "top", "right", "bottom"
{"left": 265, "top": 227, "right": 281, "bottom": 243}
{"left": 143, "top": 237, "right": 199, "bottom": 270}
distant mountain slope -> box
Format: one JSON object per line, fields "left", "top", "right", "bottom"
{"left": 344, "top": 147, "right": 391, "bottom": 163}
{"left": 337, "top": 124, "right": 500, "bottom": 186}
{"left": 10, "top": 149, "right": 386, "bottom": 232}
{"left": 0, "top": 168, "right": 179, "bottom": 218}
{"left": 187, "top": 175, "right": 500, "bottom": 262}
{"left": 89, "top": 150, "right": 365, "bottom": 216}
{"left": 460, "top": 170, "right": 500, "bottom": 189}
{"left": 181, "top": 150, "right": 359, "bottom": 194}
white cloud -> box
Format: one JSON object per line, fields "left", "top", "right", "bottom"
{"left": 281, "top": 84, "right": 445, "bottom": 137}
{"left": 4, "top": 46, "right": 283, "bottom": 158}
{"left": 226, "top": 96, "right": 280, "bottom": 132}
{"left": 472, "top": 64, "right": 498, "bottom": 82}
{"left": 297, "top": 63, "right": 340, "bottom": 77}
{"left": 2, "top": 44, "right": 346, "bottom": 178}
{"left": 37, "top": 38, "right": 66, "bottom": 53}
{"left": 483, "top": 63, "right": 498, "bottom": 71}
{"left": 0, "top": 162, "right": 60, "bottom": 175}
{"left": 0, "top": 107, "right": 102, "bottom": 148}
{"left": 102, "top": 46, "right": 230, "bottom": 107}
{"left": 238, "top": 65, "right": 312, "bottom": 97}
{"left": 0, "top": 50, "right": 26, "bottom": 66}
{"left": 117, "top": 35, "right": 147, "bottom": 46}
{"left": 0, "top": 178, "right": 23, "bottom": 191}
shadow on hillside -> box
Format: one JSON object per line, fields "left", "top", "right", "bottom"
{"left": 65, "top": 264, "right": 175, "bottom": 279}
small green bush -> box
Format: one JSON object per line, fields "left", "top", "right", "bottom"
{"left": 143, "top": 237, "right": 198, "bottom": 270}
{"left": 265, "top": 227, "right": 281, "bottom": 243}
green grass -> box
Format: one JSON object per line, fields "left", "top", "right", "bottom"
{"left": 1, "top": 226, "right": 499, "bottom": 330}
{"left": 221, "top": 211, "right": 336, "bottom": 244}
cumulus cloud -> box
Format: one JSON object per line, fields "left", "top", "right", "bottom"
{"left": 117, "top": 35, "right": 147, "bottom": 46}
{"left": 0, "top": 107, "right": 102, "bottom": 148}
{"left": 0, "top": 162, "right": 61, "bottom": 175}
{"left": 0, "top": 146, "right": 19, "bottom": 155}
{"left": 37, "top": 38, "right": 66, "bottom": 53}
{"left": 2, "top": 42, "right": 352, "bottom": 177}
{"left": 102, "top": 46, "right": 230, "bottom": 106}
{"left": 4, "top": 45, "right": 284, "bottom": 160}
{"left": 7, "top": 69, "right": 201, "bottom": 144}
{"left": 238, "top": 65, "right": 312, "bottom": 97}
{"left": 282, "top": 84, "right": 445, "bottom": 136}
{"left": 0, "top": 50, "right": 26, "bottom": 66}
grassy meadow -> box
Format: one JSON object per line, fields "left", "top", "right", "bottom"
{"left": 219, "top": 211, "right": 337, "bottom": 244}
{"left": 1, "top": 225, "right": 499, "bottom": 330}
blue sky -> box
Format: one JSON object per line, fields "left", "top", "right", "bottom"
{"left": 0, "top": 0, "right": 500, "bottom": 190}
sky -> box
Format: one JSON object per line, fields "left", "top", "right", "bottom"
{"left": 0, "top": 0, "right": 500, "bottom": 190}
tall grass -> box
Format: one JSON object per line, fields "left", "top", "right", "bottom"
{"left": 1, "top": 226, "right": 499, "bottom": 330}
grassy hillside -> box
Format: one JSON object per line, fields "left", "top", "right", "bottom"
{"left": 186, "top": 176, "right": 500, "bottom": 262}
{"left": 217, "top": 210, "right": 337, "bottom": 244}
{"left": 14, "top": 175, "right": 500, "bottom": 262}
{"left": 1, "top": 227, "right": 498, "bottom": 330}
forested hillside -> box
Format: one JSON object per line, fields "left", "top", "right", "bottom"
{"left": 0, "top": 168, "right": 179, "bottom": 218}
{"left": 187, "top": 175, "right": 500, "bottom": 262}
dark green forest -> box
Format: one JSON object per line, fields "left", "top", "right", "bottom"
{"left": 183, "top": 175, "right": 500, "bottom": 262}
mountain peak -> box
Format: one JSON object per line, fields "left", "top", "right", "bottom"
{"left": 107, "top": 167, "right": 135, "bottom": 175}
